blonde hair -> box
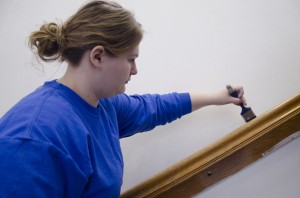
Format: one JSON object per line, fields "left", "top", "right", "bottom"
{"left": 28, "top": 0, "right": 143, "bottom": 65}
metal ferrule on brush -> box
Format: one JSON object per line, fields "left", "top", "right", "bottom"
{"left": 226, "top": 85, "right": 256, "bottom": 122}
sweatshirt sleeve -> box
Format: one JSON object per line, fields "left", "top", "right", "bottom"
{"left": 111, "top": 92, "right": 192, "bottom": 138}
{"left": 0, "top": 138, "right": 88, "bottom": 197}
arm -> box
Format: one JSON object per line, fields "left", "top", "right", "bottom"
{"left": 190, "top": 86, "right": 246, "bottom": 112}
{"left": 112, "top": 93, "right": 191, "bottom": 138}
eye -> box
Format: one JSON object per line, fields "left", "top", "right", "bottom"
{"left": 129, "top": 58, "right": 135, "bottom": 63}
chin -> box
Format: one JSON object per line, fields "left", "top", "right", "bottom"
{"left": 112, "top": 87, "right": 125, "bottom": 96}
{"left": 120, "top": 85, "right": 126, "bottom": 93}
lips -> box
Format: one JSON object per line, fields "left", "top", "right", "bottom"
{"left": 125, "top": 78, "right": 131, "bottom": 84}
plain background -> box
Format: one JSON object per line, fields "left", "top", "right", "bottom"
{"left": 1, "top": 0, "right": 299, "bottom": 197}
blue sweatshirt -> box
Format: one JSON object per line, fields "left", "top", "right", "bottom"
{"left": 0, "top": 80, "right": 191, "bottom": 197}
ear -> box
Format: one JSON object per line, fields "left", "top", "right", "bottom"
{"left": 90, "top": 46, "right": 105, "bottom": 68}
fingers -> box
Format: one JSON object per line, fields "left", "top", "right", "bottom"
{"left": 240, "top": 96, "right": 247, "bottom": 106}
{"left": 236, "top": 86, "right": 244, "bottom": 98}
{"left": 229, "top": 85, "right": 248, "bottom": 106}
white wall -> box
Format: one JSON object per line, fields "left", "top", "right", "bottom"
{"left": 1, "top": 0, "right": 299, "bottom": 197}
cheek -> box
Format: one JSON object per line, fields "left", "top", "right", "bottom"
{"left": 107, "top": 61, "right": 131, "bottom": 83}
{"left": 118, "top": 63, "right": 131, "bottom": 78}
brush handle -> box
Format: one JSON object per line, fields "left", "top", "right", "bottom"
{"left": 228, "top": 90, "right": 251, "bottom": 114}
{"left": 226, "top": 85, "right": 256, "bottom": 122}
{"left": 226, "top": 85, "right": 250, "bottom": 114}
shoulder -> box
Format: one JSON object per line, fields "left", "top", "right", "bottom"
{"left": 0, "top": 81, "right": 85, "bottom": 144}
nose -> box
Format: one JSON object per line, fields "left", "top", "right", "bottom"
{"left": 130, "top": 64, "right": 138, "bottom": 75}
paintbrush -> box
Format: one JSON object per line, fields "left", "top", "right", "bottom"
{"left": 226, "top": 85, "right": 256, "bottom": 122}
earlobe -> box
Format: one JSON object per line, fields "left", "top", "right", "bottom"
{"left": 90, "top": 46, "right": 105, "bottom": 67}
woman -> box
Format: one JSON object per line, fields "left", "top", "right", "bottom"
{"left": 0, "top": 0, "right": 246, "bottom": 197}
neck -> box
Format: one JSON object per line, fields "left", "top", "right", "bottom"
{"left": 58, "top": 66, "right": 99, "bottom": 108}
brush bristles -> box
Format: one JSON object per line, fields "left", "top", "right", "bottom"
{"left": 242, "top": 109, "right": 256, "bottom": 122}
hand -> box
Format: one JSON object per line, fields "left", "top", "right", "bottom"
{"left": 225, "top": 85, "right": 247, "bottom": 106}
{"left": 211, "top": 86, "right": 247, "bottom": 106}
{"left": 190, "top": 85, "right": 247, "bottom": 112}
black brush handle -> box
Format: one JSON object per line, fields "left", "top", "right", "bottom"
{"left": 228, "top": 89, "right": 251, "bottom": 115}
{"left": 226, "top": 85, "right": 256, "bottom": 122}
{"left": 226, "top": 85, "right": 250, "bottom": 115}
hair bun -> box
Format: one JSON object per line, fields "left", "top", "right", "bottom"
{"left": 29, "top": 22, "right": 64, "bottom": 62}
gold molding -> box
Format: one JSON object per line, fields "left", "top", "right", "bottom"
{"left": 121, "top": 93, "right": 300, "bottom": 198}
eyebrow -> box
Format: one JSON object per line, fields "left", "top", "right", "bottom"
{"left": 131, "top": 54, "right": 139, "bottom": 58}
